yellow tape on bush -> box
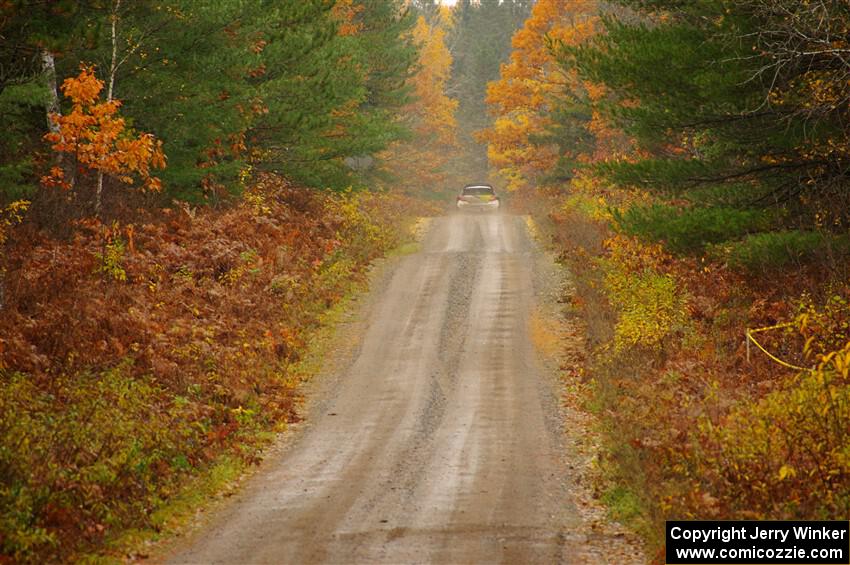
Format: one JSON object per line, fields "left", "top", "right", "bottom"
{"left": 745, "top": 322, "right": 813, "bottom": 373}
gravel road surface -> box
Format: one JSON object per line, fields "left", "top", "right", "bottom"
{"left": 167, "top": 213, "right": 633, "bottom": 564}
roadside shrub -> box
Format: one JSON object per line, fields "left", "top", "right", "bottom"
{"left": 600, "top": 235, "right": 688, "bottom": 352}
{"left": 606, "top": 270, "right": 684, "bottom": 352}
{"left": 537, "top": 167, "right": 850, "bottom": 558}
{"left": 691, "top": 341, "right": 850, "bottom": 519}
{"left": 0, "top": 367, "right": 191, "bottom": 561}
{"left": 796, "top": 288, "right": 850, "bottom": 358}
{"left": 613, "top": 204, "right": 770, "bottom": 254}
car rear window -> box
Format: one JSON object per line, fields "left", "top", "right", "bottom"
{"left": 462, "top": 186, "right": 494, "bottom": 196}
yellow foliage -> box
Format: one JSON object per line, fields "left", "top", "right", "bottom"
{"left": 600, "top": 235, "right": 687, "bottom": 351}
{"left": 604, "top": 266, "right": 685, "bottom": 351}
{"left": 0, "top": 200, "right": 29, "bottom": 246}
{"left": 380, "top": 15, "right": 458, "bottom": 190}
{"left": 795, "top": 289, "right": 850, "bottom": 358}
{"left": 96, "top": 224, "right": 128, "bottom": 282}
{"left": 695, "top": 341, "right": 850, "bottom": 518}
{"left": 326, "top": 191, "right": 392, "bottom": 250}
{"left": 243, "top": 188, "right": 272, "bottom": 217}
{"left": 410, "top": 16, "right": 457, "bottom": 148}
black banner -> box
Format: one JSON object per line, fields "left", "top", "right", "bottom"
{"left": 666, "top": 521, "right": 850, "bottom": 564}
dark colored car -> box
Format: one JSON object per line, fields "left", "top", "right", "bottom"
{"left": 456, "top": 184, "right": 500, "bottom": 211}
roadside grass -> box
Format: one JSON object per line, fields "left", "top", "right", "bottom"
{"left": 288, "top": 277, "right": 371, "bottom": 384}
{"left": 601, "top": 485, "right": 643, "bottom": 525}
{"left": 84, "top": 456, "right": 246, "bottom": 564}
{"left": 526, "top": 194, "right": 677, "bottom": 552}
{"left": 524, "top": 211, "right": 648, "bottom": 561}
{"left": 388, "top": 240, "right": 420, "bottom": 257}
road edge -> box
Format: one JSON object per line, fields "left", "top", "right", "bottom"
{"left": 525, "top": 215, "right": 648, "bottom": 564}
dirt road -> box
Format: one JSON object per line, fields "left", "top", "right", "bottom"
{"left": 168, "top": 213, "right": 634, "bottom": 564}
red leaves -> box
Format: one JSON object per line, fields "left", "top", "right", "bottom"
{"left": 1, "top": 172, "right": 416, "bottom": 410}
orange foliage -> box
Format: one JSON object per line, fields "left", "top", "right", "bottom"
{"left": 481, "top": 0, "right": 600, "bottom": 191}
{"left": 332, "top": 0, "right": 364, "bottom": 36}
{"left": 581, "top": 80, "right": 636, "bottom": 164}
{"left": 42, "top": 66, "right": 166, "bottom": 192}
{"left": 2, "top": 174, "right": 421, "bottom": 398}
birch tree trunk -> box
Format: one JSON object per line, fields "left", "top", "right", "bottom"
{"left": 95, "top": 0, "right": 122, "bottom": 217}
{"left": 42, "top": 48, "right": 76, "bottom": 194}
{"left": 42, "top": 50, "right": 61, "bottom": 147}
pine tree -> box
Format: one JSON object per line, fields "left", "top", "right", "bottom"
{"left": 568, "top": 0, "right": 850, "bottom": 229}
{"left": 247, "top": 0, "right": 416, "bottom": 190}
{"left": 517, "top": 0, "right": 850, "bottom": 264}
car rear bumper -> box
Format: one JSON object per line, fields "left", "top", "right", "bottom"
{"left": 457, "top": 200, "right": 500, "bottom": 211}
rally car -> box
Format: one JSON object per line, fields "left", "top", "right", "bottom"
{"left": 456, "top": 184, "right": 500, "bottom": 211}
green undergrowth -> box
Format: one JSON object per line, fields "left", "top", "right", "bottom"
{"left": 601, "top": 485, "right": 643, "bottom": 525}
{"left": 613, "top": 204, "right": 772, "bottom": 254}
{"left": 388, "top": 240, "right": 421, "bottom": 257}
{"left": 83, "top": 455, "right": 245, "bottom": 564}
{"left": 709, "top": 230, "right": 850, "bottom": 274}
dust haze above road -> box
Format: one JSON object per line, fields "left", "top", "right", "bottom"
{"left": 167, "top": 213, "right": 641, "bottom": 564}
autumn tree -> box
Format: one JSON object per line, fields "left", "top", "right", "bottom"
{"left": 480, "top": 0, "right": 599, "bottom": 192}
{"left": 409, "top": 12, "right": 457, "bottom": 151}
{"left": 42, "top": 66, "right": 166, "bottom": 211}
